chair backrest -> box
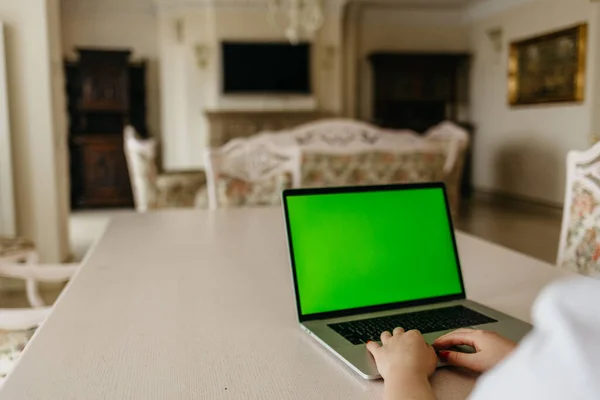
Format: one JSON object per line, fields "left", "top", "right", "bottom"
{"left": 264, "top": 118, "right": 422, "bottom": 152}
{"left": 261, "top": 118, "right": 463, "bottom": 173}
{"left": 256, "top": 118, "right": 455, "bottom": 187}
{"left": 203, "top": 137, "right": 301, "bottom": 210}
{"left": 557, "top": 141, "right": 600, "bottom": 277}
{"left": 123, "top": 126, "right": 159, "bottom": 212}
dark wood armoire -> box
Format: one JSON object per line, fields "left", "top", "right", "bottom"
{"left": 369, "top": 52, "right": 474, "bottom": 196}
{"left": 66, "top": 49, "right": 148, "bottom": 209}
{"left": 369, "top": 52, "right": 470, "bottom": 133}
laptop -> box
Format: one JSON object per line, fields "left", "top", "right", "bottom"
{"left": 282, "top": 183, "right": 532, "bottom": 379}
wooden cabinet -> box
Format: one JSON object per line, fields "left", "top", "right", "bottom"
{"left": 67, "top": 48, "right": 148, "bottom": 209}
{"left": 71, "top": 135, "right": 133, "bottom": 207}
{"left": 369, "top": 52, "right": 474, "bottom": 196}
{"left": 369, "top": 53, "right": 470, "bottom": 133}
{"left": 78, "top": 50, "right": 130, "bottom": 112}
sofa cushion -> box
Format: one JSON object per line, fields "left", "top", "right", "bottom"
{"left": 301, "top": 151, "right": 446, "bottom": 188}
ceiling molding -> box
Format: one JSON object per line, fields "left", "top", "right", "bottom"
{"left": 62, "top": 0, "right": 344, "bottom": 15}
{"left": 155, "top": 0, "right": 345, "bottom": 13}
{"left": 464, "top": 0, "right": 535, "bottom": 22}
{"left": 61, "top": 0, "right": 156, "bottom": 15}
{"left": 63, "top": 0, "right": 519, "bottom": 19}
{"left": 351, "top": 0, "right": 472, "bottom": 9}
{"left": 64, "top": 0, "right": 472, "bottom": 16}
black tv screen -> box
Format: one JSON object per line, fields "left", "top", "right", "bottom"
{"left": 222, "top": 42, "right": 311, "bottom": 94}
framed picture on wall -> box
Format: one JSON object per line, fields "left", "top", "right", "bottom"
{"left": 508, "top": 23, "right": 588, "bottom": 106}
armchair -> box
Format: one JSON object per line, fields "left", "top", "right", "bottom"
{"left": 123, "top": 126, "right": 206, "bottom": 212}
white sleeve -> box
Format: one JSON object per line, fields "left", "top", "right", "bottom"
{"left": 468, "top": 277, "right": 600, "bottom": 400}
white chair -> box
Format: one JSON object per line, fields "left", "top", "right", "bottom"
{"left": 557, "top": 141, "right": 600, "bottom": 276}
{"left": 124, "top": 126, "right": 206, "bottom": 212}
{"left": 204, "top": 137, "right": 301, "bottom": 210}
{"left": 0, "top": 246, "right": 77, "bottom": 381}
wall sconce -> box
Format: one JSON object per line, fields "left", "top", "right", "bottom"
{"left": 321, "top": 45, "right": 336, "bottom": 70}
{"left": 487, "top": 28, "right": 503, "bottom": 53}
{"left": 195, "top": 45, "right": 210, "bottom": 69}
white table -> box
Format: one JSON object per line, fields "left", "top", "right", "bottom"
{"left": 0, "top": 208, "right": 572, "bottom": 399}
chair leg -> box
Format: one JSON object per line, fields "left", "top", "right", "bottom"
{"left": 25, "top": 251, "right": 45, "bottom": 308}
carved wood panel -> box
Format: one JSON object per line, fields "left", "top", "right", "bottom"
{"left": 72, "top": 135, "right": 134, "bottom": 208}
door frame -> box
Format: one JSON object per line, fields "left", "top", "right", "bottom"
{"left": 0, "top": 23, "right": 16, "bottom": 236}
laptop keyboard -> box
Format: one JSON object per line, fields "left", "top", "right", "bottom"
{"left": 328, "top": 306, "right": 497, "bottom": 345}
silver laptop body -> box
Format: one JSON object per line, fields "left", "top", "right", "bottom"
{"left": 282, "top": 183, "right": 532, "bottom": 379}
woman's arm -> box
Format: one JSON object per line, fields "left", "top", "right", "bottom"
{"left": 382, "top": 373, "right": 436, "bottom": 400}
{"left": 367, "top": 327, "right": 517, "bottom": 400}
{"left": 433, "top": 329, "right": 516, "bottom": 373}
{"left": 366, "top": 328, "right": 437, "bottom": 400}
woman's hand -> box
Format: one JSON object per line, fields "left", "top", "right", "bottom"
{"left": 433, "top": 328, "right": 517, "bottom": 373}
{"left": 366, "top": 327, "right": 438, "bottom": 381}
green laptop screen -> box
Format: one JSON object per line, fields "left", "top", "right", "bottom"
{"left": 286, "top": 187, "right": 464, "bottom": 316}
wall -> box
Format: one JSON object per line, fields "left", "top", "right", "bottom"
{"left": 0, "top": 0, "right": 70, "bottom": 261}
{"left": 157, "top": 10, "right": 190, "bottom": 168}
{"left": 61, "top": 7, "right": 161, "bottom": 137}
{"left": 469, "top": 0, "right": 598, "bottom": 205}
{"left": 156, "top": 2, "right": 470, "bottom": 169}
{"left": 356, "top": 7, "right": 470, "bottom": 120}
{"left": 157, "top": 3, "right": 345, "bottom": 169}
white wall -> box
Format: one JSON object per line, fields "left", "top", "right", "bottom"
{"left": 157, "top": 2, "right": 471, "bottom": 169}
{"left": 157, "top": 10, "right": 191, "bottom": 168}
{"left": 356, "top": 7, "right": 470, "bottom": 120}
{"left": 0, "top": 0, "right": 70, "bottom": 261}
{"left": 61, "top": 8, "right": 161, "bottom": 137}
{"left": 158, "top": 4, "right": 345, "bottom": 169}
{"left": 469, "top": 0, "right": 598, "bottom": 205}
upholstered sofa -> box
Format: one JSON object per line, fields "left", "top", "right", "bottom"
{"left": 204, "top": 119, "right": 469, "bottom": 216}
{"left": 262, "top": 119, "right": 468, "bottom": 215}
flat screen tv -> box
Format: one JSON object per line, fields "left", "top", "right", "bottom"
{"left": 222, "top": 42, "right": 311, "bottom": 94}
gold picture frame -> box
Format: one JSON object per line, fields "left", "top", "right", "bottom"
{"left": 508, "top": 23, "right": 588, "bottom": 106}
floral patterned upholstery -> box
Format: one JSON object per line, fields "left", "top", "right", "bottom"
{"left": 206, "top": 120, "right": 468, "bottom": 212}
{"left": 558, "top": 181, "right": 600, "bottom": 275}
{"left": 156, "top": 172, "right": 207, "bottom": 209}
{"left": 558, "top": 142, "right": 600, "bottom": 276}
{"left": 254, "top": 119, "right": 467, "bottom": 215}
{"left": 301, "top": 151, "right": 446, "bottom": 187}
{"left": 0, "top": 237, "right": 34, "bottom": 258}
{"left": 124, "top": 126, "right": 206, "bottom": 212}
{"left": 204, "top": 137, "right": 301, "bottom": 209}
{"left": 214, "top": 173, "right": 293, "bottom": 207}
{"left": 0, "top": 329, "right": 35, "bottom": 380}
